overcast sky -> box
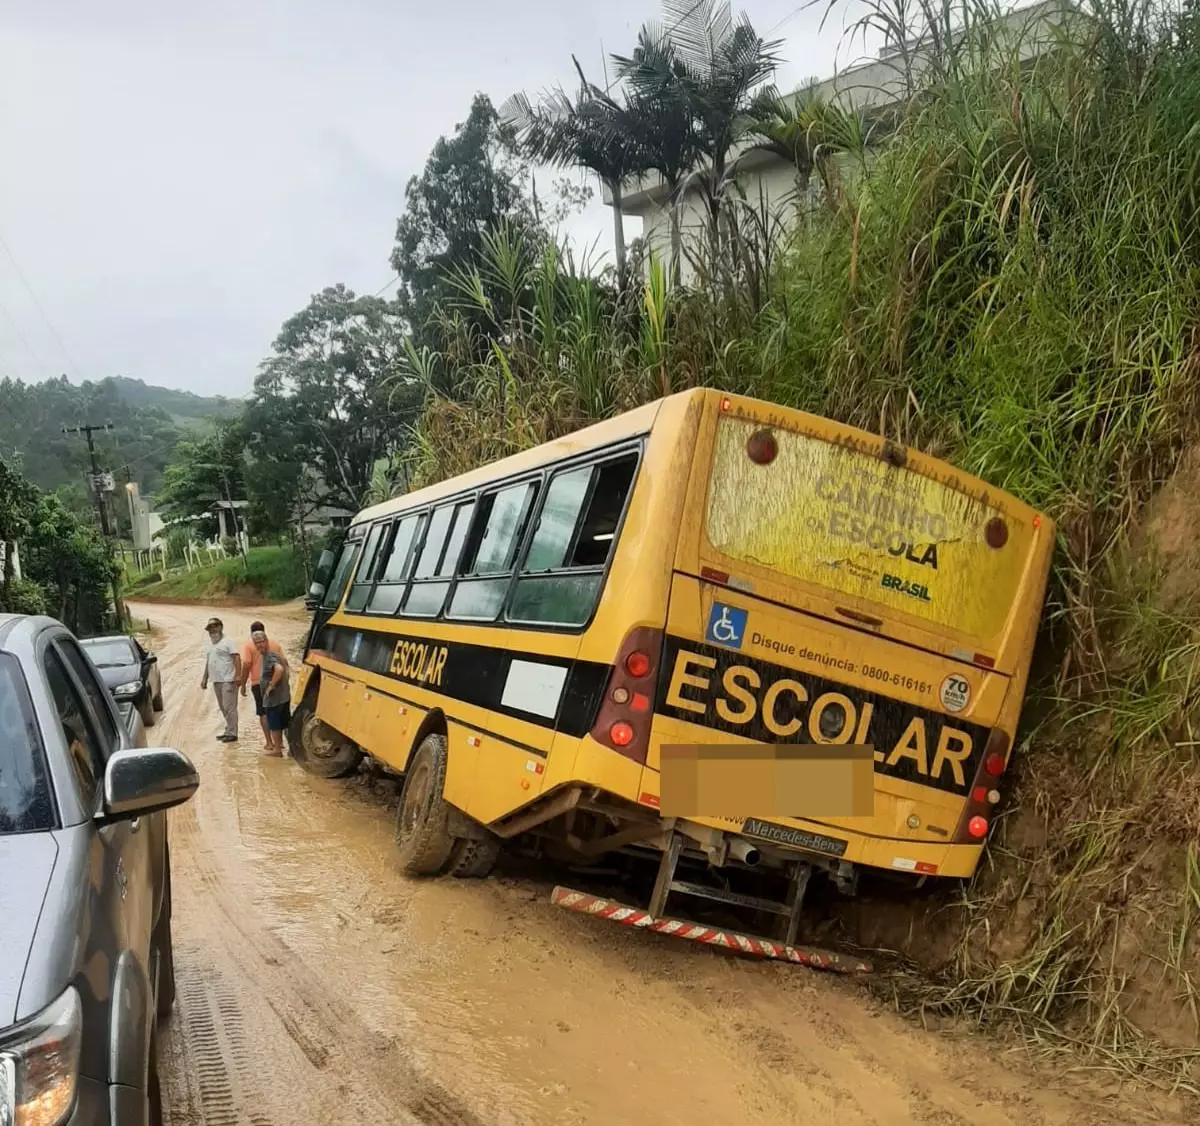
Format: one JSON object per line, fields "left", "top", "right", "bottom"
{"left": 0, "top": 0, "right": 878, "bottom": 400}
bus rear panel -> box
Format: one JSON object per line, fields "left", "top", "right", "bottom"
{"left": 628, "top": 392, "right": 1054, "bottom": 883}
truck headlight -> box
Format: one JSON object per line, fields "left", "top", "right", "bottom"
{"left": 113, "top": 681, "right": 142, "bottom": 698}
{"left": 0, "top": 987, "right": 82, "bottom": 1126}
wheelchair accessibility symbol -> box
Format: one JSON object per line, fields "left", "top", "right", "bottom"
{"left": 705, "top": 602, "right": 748, "bottom": 650}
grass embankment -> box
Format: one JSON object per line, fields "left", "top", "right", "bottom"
{"left": 397, "top": 0, "right": 1200, "bottom": 1092}
{"left": 129, "top": 547, "right": 307, "bottom": 605}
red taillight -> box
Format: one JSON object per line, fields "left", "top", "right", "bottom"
{"left": 590, "top": 626, "right": 664, "bottom": 764}
{"left": 719, "top": 396, "right": 732, "bottom": 412}
{"left": 625, "top": 651, "right": 652, "bottom": 678}
{"left": 954, "top": 728, "right": 1011, "bottom": 844}
{"left": 610, "top": 721, "right": 634, "bottom": 747}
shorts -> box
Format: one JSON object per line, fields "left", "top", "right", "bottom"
{"left": 250, "top": 683, "right": 265, "bottom": 716}
{"left": 264, "top": 700, "right": 292, "bottom": 732}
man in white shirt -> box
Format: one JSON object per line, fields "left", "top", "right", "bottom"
{"left": 200, "top": 616, "right": 242, "bottom": 742}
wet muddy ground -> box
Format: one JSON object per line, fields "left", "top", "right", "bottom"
{"left": 132, "top": 601, "right": 1187, "bottom": 1126}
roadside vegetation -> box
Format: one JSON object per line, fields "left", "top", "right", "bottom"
{"left": 129, "top": 547, "right": 309, "bottom": 605}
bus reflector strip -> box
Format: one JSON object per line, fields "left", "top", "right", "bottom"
{"left": 892, "top": 858, "right": 939, "bottom": 875}
{"left": 550, "top": 886, "right": 872, "bottom": 974}
{"left": 525, "top": 761, "right": 545, "bottom": 775}
{"left": 466, "top": 735, "right": 481, "bottom": 748}
{"left": 639, "top": 792, "right": 660, "bottom": 808}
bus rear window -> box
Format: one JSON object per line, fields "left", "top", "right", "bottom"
{"left": 704, "top": 415, "right": 1030, "bottom": 640}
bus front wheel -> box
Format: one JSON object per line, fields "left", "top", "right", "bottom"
{"left": 290, "top": 702, "right": 363, "bottom": 779}
{"left": 394, "top": 733, "right": 458, "bottom": 876}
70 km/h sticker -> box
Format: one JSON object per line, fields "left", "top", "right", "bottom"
{"left": 939, "top": 673, "right": 971, "bottom": 713}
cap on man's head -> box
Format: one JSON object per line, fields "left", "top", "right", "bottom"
{"left": 251, "top": 629, "right": 267, "bottom": 641}
{"left": 205, "top": 617, "right": 223, "bottom": 631}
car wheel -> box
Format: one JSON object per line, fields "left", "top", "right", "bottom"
{"left": 153, "top": 689, "right": 164, "bottom": 712}
{"left": 147, "top": 1022, "right": 164, "bottom": 1126}
{"left": 289, "top": 701, "right": 362, "bottom": 779}
{"left": 141, "top": 695, "right": 157, "bottom": 729}
{"left": 155, "top": 864, "right": 175, "bottom": 1020}
{"left": 394, "top": 733, "right": 458, "bottom": 877}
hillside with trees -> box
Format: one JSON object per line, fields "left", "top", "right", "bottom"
{"left": 0, "top": 373, "right": 238, "bottom": 498}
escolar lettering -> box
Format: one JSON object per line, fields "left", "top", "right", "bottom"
{"left": 662, "top": 648, "right": 975, "bottom": 790}
{"left": 390, "top": 639, "right": 449, "bottom": 687}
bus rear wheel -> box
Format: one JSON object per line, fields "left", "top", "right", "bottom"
{"left": 450, "top": 835, "right": 501, "bottom": 879}
{"left": 394, "top": 733, "right": 458, "bottom": 877}
{"left": 290, "top": 703, "right": 363, "bottom": 779}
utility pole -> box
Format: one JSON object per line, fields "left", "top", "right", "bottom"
{"left": 62, "top": 422, "right": 125, "bottom": 629}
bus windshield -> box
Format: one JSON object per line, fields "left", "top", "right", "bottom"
{"left": 704, "top": 413, "right": 1031, "bottom": 642}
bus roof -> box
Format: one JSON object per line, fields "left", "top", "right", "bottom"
{"left": 351, "top": 394, "right": 677, "bottom": 527}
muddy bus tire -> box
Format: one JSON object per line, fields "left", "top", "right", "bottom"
{"left": 394, "top": 733, "right": 458, "bottom": 877}
{"left": 290, "top": 703, "right": 363, "bottom": 779}
{"left": 450, "top": 834, "right": 501, "bottom": 879}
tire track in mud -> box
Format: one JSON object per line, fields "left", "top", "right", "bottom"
{"left": 168, "top": 800, "right": 487, "bottom": 1126}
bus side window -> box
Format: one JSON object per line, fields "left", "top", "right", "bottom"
{"left": 403, "top": 499, "right": 475, "bottom": 617}
{"left": 446, "top": 480, "right": 539, "bottom": 621}
{"left": 367, "top": 512, "right": 426, "bottom": 615}
{"left": 507, "top": 453, "right": 638, "bottom": 627}
{"left": 345, "top": 521, "right": 389, "bottom": 612}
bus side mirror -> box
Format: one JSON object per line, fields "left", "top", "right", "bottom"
{"left": 308, "top": 580, "right": 327, "bottom": 602}
{"left": 313, "top": 549, "right": 336, "bottom": 582}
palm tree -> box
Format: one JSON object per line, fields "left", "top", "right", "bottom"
{"left": 743, "top": 84, "right": 875, "bottom": 204}
{"left": 616, "top": 0, "right": 782, "bottom": 268}
{"left": 502, "top": 60, "right": 647, "bottom": 290}
{"left": 612, "top": 27, "right": 701, "bottom": 283}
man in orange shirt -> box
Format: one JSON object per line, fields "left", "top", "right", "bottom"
{"left": 239, "top": 619, "right": 287, "bottom": 749}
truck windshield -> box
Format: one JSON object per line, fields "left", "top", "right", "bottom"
{"left": 0, "top": 653, "right": 56, "bottom": 834}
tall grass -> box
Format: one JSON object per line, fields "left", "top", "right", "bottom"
{"left": 400, "top": 0, "right": 1200, "bottom": 1086}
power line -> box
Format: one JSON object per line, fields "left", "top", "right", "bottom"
{"left": 766, "top": 3, "right": 809, "bottom": 36}
{"left": 0, "top": 297, "right": 52, "bottom": 381}
{"left": 0, "top": 228, "right": 85, "bottom": 379}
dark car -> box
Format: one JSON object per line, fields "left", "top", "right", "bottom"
{"left": 78, "top": 635, "right": 163, "bottom": 729}
{"left": 0, "top": 614, "right": 198, "bottom": 1125}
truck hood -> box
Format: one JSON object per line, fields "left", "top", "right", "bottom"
{"left": 0, "top": 832, "right": 59, "bottom": 1026}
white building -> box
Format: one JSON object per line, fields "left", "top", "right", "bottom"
{"left": 605, "top": 0, "right": 1077, "bottom": 284}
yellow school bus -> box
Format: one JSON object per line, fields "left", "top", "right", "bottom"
{"left": 288, "top": 389, "right": 1054, "bottom": 939}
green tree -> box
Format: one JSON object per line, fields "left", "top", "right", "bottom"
{"left": 616, "top": 0, "right": 781, "bottom": 266}
{"left": 0, "top": 458, "right": 38, "bottom": 605}
{"left": 503, "top": 60, "right": 647, "bottom": 289}
{"left": 156, "top": 422, "right": 246, "bottom": 540}
{"left": 391, "top": 94, "right": 543, "bottom": 348}
{"left": 611, "top": 28, "right": 702, "bottom": 281}
{"left": 246, "top": 285, "right": 419, "bottom": 516}
{"left": 23, "top": 492, "right": 117, "bottom": 634}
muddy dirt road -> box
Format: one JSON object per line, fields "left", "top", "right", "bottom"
{"left": 133, "top": 600, "right": 1183, "bottom": 1126}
